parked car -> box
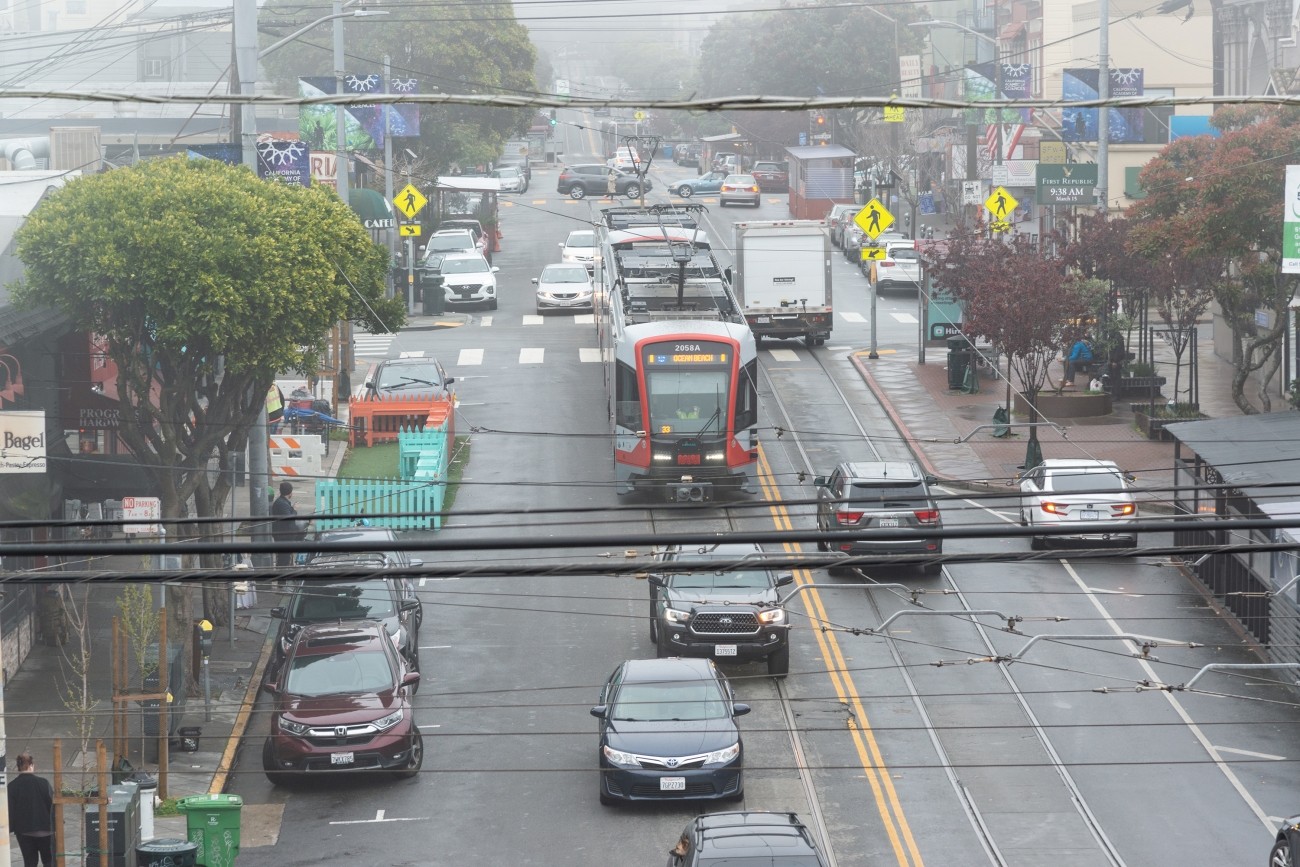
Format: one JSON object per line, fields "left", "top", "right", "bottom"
{"left": 592, "top": 657, "right": 749, "bottom": 805}
{"left": 750, "top": 161, "right": 789, "bottom": 192}
{"left": 533, "top": 263, "right": 595, "bottom": 314}
{"left": 673, "top": 143, "right": 701, "bottom": 167}
{"left": 826, "top": 204, "right": 858, "bottom": 248}
{"left": 842, "top": 224, "right": 866, "bottom": 260}
{"left": 671, "top": 171, "right": 728, "bottom": 198}
{"left": 1018, "top": 459, "right": 1138, "bottom": 549}
{"left": 719, "top": 174, "right": 761, "bottom": 208}
{"left": 869, "top": 241, "right": 922, "bottom": 291}
{"left": 420, "top": 230, "right": 477, "bottom": 265}
{"left": 435, "top": 219, "right": 488, "bottom": 255}
{"left": 1270, "top": 816, "right": 1300, "bottom": 867}
{"left": 608, "top": 150, "right": 645, "bottom": 172}
{"left": 813, "top": 460, "right": 943, "bottom": 575}
{"left": 364, "top": 356, "right": 453, "bottom": 402}
{"left": 648, "top": 542, "right": 794, "bottom": 676}
{"left": 261, "top": 621, "right": 422, "bottom": 784}
{"left": 558, "top": 229, "right": 598, "bottom": 269}
{"left": 434, "top": 252, "right": 500, "bottom": 310}
{"left": 495, "top": 154, "right": 531, "bottom": 184}
{"left": 556, "top": 164, "right": 650, "bottom": 199}
{"left": 491, "top": 165, "right": 527, "bottom": 194}
{"left": 302, "top": 525, "right": 424, "bottom": 625}
{"left": 667, "top": 812, "right": 830, "bottom": 867}
{"left": 269, "top": 576, "right": 422, "bottom": 673}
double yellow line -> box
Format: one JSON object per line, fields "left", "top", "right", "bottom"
{"left": 755, "top": 444, "right": 924, "bottom": 867}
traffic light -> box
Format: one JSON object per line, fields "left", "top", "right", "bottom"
{"left": 815, "top": 114, "right": 825, "bottom": 126}
{"left": 549, "top": 109, "right": 557, "bottom": 127}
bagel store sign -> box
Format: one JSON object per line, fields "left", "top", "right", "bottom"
{"left": 0, "top": 411, "right": 46, "bottom": 473}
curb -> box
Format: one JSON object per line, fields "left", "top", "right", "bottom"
{"left": 209, "top": 628, "right": 275, "bottom": 795}
{"left": 850, "top": 351, "right": 946, "bottom": 482}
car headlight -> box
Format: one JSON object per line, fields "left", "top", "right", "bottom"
{"left": 705, "top": 742, "right": 740, "bottom": 765}
{"left": 663, "top": 607, "right": 691, "bottom": 624}
{"left": 278, "top": 717, "right": 310, "bottom": 736}
{"left": 602, "top": 745, "right": 640, "bottom": 768}
{"left": 757, "top": 608, "right": 785, "bottom": 625}
{"left": 372, "top": 708, "right": 404, "bottom": 731}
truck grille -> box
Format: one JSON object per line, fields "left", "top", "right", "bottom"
{"left": 691, "top": 612, "right": 759, "bottom": 635}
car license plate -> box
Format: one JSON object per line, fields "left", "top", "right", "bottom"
{"left": 1080, "top": 510, "right": 1100, "bottom": 521}
{"left": 878, "top": 517, "right": 900, "bottom": 528}
{"left": 660, "top": 777, "right": 686, "bottom": 791}
{"left": 330, "top": 752, "right": 354, "bottom": 766}
{"left": 755, "top": 316, "right": 770, "bottom": 324}
{"left": 715, "top": 644, "right": 738, "bottom": 656}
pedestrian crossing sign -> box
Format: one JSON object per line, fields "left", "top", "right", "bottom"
{"left": 400, "top": 224, "right": 421, "bottom": 237}
{"left": 854, "top": 198, "right": 894, "bottom": 240}
{"left": 394, "top": 184, "right": 428, "bottom": 219}
{"left": 860, "top": 245, "right": 886, "bottom": 260}
{"left": 984, "top": 186, "right": 1017, "bottom": 221}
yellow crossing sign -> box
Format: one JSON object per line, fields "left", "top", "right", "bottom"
{"left": 984, "top": 186, "right": 1017, "bottom": 221}
{"left": 854, "top": 198, "right": 895, "bottom": 240}
{"left": 860, "top": 245, "right": 886, "bottom": 261}
{"left": 400, "top": 224, "right": 421, "bottom": 237}
{"left": 394, "top": 183, "right": 427, "bottom": 219}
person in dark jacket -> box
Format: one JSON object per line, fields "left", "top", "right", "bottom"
{"left": 270, "top": 481, "right": 303, "bottom": 568}
{"left": 8, "top": 752, "right": 54, "bottom": 867}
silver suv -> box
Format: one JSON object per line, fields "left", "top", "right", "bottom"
{"left": 813, "top": 461, "right": 943, "bottom": 575}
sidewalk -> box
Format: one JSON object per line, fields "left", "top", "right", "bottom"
{"left": 853, "top": 319, "right": 1248, "bottom": 505}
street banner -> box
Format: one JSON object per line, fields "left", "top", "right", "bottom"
{"left": 255, "top": 137, "right": 311, "bottom": 186}
{"left": 1037, "top": 163, "right": 1098, "bottom": 205}
{"left": 299, "top": 75, "right": 421, "bottom": 151}
{"left": 1062, "top": 68, "right": 1145, "bottom": 143}
{"left": 1284, "top": 165, "right": 1300, "bottom": 274}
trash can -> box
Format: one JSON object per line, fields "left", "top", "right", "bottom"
{"left": 136, "top": 777, "right": 158, "bottom": 841}
{"left": 178, "top": 794, "right": 242, "bottom": 867}
{"left": 946, "top": 337, "right": 972, "bottom": 391}
{"left": 85, "top": 782, "right": 140, "bottom": 867}
{"left": 420, "top": 272, "right": 445, "bottom": 315}
{"left": 136, "top": 839, "right": 198, "bottom": 867}
{"left": 663, "top": 144, "right": 674, "bottom": 159}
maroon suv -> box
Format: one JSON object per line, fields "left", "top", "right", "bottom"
{"left": 261, "top": 621, "right": 422, "bottom": 784}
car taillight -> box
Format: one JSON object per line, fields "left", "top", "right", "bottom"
{"left": 880, "top": 261, "right": 895, "bottom": 268}
{"left": 1041, "top": 502, "right": 1069, "bottom": 515}
{"left": 1111, "top": 503, "right": 1136, "bottom": 516}
{"left": 835, "top": 510, "right": 864, "bottom": 524}
{"left": 914, "top": 509, "right": 939, "bottom": 524}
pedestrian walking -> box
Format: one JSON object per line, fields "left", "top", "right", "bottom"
{"left": 8, "top": 752, "right": 54, "bottom": 867}
{"left": 606, "top": 169, "right": 618, "bottom": 200}
{"left": 1064, "top": 337, "right": 1093, "bottom": 388}
{"left": 270, "top": 481, "right": 305, "bottom": 568}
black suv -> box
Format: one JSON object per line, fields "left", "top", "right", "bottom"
{"left": 556, "top": 164, "right": 651, "bottom": 199}
{"left": 668, "top": 812, "right": 830, "bottom": 866}
{"left": 270, "top": 576, "right": 422, "bottom": 677}
{"left": 813, "top": 460, "right": 943, "bottom": 576}
{"left": 648, "top": 542, "right": 794, "bottom": 676}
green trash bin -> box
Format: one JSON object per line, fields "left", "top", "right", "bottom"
{"left": 178, "top": 793, "right": 242, "bottom": 866}
{"left": 420, "top": 272, "right": 445, "bottom": 315}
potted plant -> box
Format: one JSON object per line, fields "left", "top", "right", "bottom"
{"left": 1118, "top": 361, "right": 1167, "bottom": 399}
{"left": 1133, "top": 400, "right": 1208, "bottom": 440}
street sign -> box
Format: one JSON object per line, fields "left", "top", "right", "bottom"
{"left": 962, "top": 180, "right": 982, "bottom": 205}
{"left": 1036, "top": 164, "right": 1098, "bottom": 205}
{"left": 990, "top": 165, "right": 1009, "bottom": 187}
{"left": 634, "top": 110, "right": 646, "bottom": 121}
{"left": 860, "top": 245, "right": 886, "bottom": 261}
{"left": 854, "top": 198, "right": 895, "bottom": 239}
{"left": 394, "top": 184, "right": 427, "bottom": 219}
{"left": 990, "top": 219, "right": 1012, "bottom": 234}
{"left": 400, "top": 224, "right": 421, "bottom": 237}
{"left": 984, "top": 186, "right": 1018, "bottom": 220}
{"left": 122, "top": 495, "right": 162, "bottom": 535}
{"left": 1040, "top": 141, "right": 1067, "bottom": 163}
{"left": 883, "top": 105, "right": 905, "bottom": 123}
{"left": 1285, "top": 166, "right": 1300, "bottom": 274}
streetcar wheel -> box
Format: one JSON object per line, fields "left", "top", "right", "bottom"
{"left": 570, "top": 186, "right": 587, "bottom": 200}
{"left": 677, "top": 185, "right": 694, "bottom": 197}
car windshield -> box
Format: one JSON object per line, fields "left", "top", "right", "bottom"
{"left": 890, "top": 248, "right": 919, "bottom": 261}
{"left": 291, "top": 583, "right": 396, "bottom": 620}
{"left": 1048, "top": 469, "right": 1126, "bottom": 493}
{"left": 646, "top": 370, "right": 728, "bottom": 434}
{"left": 376, "top": 363, "right": 442, "bottom": 390}
{"left": 610, "top": 680, "right": 729, "bottom": 721}
{"left": 669, "top": 568, "right": 771, "bottom": 590}
{"left": 541, "top": 266, "right": 589, "bottom": 284}
{"left": 566, "top": 231, "right": 595, "bottom": 248}
{"left": 427, "top": 234, "right": 473, "bottom": 253}
{"left": 285, "top": 648, "right": 394, "bottom": 697}
{"left": 439, "top": 257, "right": 490, "bottom": 275}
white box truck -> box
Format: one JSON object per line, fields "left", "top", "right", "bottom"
{"left": 730, "top": 221, "right": 833, "bottom": 347}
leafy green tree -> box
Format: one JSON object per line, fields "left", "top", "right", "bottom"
{"left": 258, "top": 0, "right": 537, "bottom": 174}
{"left": 12, "top": 157, "right": 400, "bottom": 643}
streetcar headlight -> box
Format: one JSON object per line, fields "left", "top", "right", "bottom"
{"left": 653, "top": 453, "right": 673, "bottom": 462}
{"left": 705, "top": 452, "right": 725, "bottom": 461}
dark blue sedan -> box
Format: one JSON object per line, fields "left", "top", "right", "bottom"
{"left": 591, "top": 657, "right": 749, "bottom": 805}
{"left": 671, "top": 171, "right": 729, "bottom": 198}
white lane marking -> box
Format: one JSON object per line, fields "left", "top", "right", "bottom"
{"left": 890, "top": 312, "right": 919, "bottom": 324}
{"left": 768, "top": 348, "right": 801, "bottom": 362}
{"left": 520, "top": 347, "right": 544, "bottom": 364}
{"left": 825, "top": 346, "right": 852, "bottom": 351}
{"left": 522, "top": 314, "right": 544, "bottom": 326}
{"left": 480, "top": 316, "right": 493, "bottom": 327}
{"left": 330, "top": 810, "right": 430, "bottom": 826}
{"left": 574, "top": 314, "right": 595, "bottom": 324}
{"left": 417, "top": 724, "right": 443, "bottom": 730}
{"left": 579, "top": 348, "right": 604, "bottom": 362}
{"left": 1213, "top": 745, "right": 1285, "bottom": 760}
{"left": 1083, "top": 586, "right": 1145, "bottom": 597}
{"left": 398, "top": 350, "right": 425, "bottom": 358}
{"left": 840, "top": 311, "right": 866, "bottom": 323}
{"left": 1058, "top": 559, "right": 1276, "bottom": 834}
{"left": 457, "top": 348, "right": 484, "bottom": 366}
{"left": 421, "top": 645, "right": 453, "bottom": 649}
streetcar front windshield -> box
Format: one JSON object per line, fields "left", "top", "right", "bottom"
{"left": 646, "top": 370, "right": 728, "bottom": 433}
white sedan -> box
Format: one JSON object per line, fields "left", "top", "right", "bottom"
{"left": 533, "top": 263, "right": 594, "bottom": 314}
{"left": 1018, "top": 459, "right": 1139, "bottom": 549}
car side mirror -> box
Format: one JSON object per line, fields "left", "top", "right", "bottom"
{"left": 364, "top": 380, "right": 375, "bottom": 390}
{"left": 402, "top": 671, "right": 421, "bottom": 687}
{"left": 732, "top": 703, "right": 751, "bottom": 717}
{"left": 531, "top": 278, "right": 539, "bottom": 284}
{"left": 647, "top": 575, "right": 665, "bottom": 588}
{"left": 410, "top": 558, "right": 424, "bottom": 567}
{"left": 444, "top": 377, "right": 455, "bottom": 386}
{"left": 270, "top": 607, "right": 285, "bottom": 619}
{"left": 558, "top": 242, "right": 564, "bottom": 248}
{"left": 589, "top": 706, "right": 607, "bottom": 719}
{"left": 812, "top": 475, "right": 828, "bottom": 487}
{"left": 262, "top": 680, "right": 279, "bottom": 694}
{"left": 1126, "top": 473, "right": 1137, "bottom": 482}
{"left": 776, "top": 572, "right": 794, "bottom": 587}
{"left": 924, "top": 475, "right": 938, "bottom": 485}
{"left": 401, "top": 599, "right": 421, "bottom": 613}
{"left": 491, "top": 266, "right": 500, "bottom": 273}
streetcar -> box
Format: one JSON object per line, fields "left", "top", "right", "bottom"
{"left": 595, "top": 205, "right": 759, "bottom": 501}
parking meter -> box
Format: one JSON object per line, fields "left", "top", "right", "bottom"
{"left": 197, "top": 619, "right": 214, "bottom": 721}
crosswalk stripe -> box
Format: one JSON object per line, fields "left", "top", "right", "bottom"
{"left": 522, "top": 315, "right": 544, "bottom": 326}
{"left": 458, "top": 348, "right": 484, "bottom": 366}
{"left": 480, "top": 316, "right": 493, "bottom": 327}
{"left": 399, "top": 350, "right": 426, "bottom": 359}
{"left": 354, "top": 333, "right": 396, "bottom": 356}
{"left": 768, "top": 348, "right": 801, "bottom": 362}
{"left": 840, "top": 311, "right": 866, "bottom": 323}
{"left": 891, "top": 312, "right": 919, "bottom": 324}
{"left": 579, "top": 348, "right": 605, "bottom": 363}
{"left": 573, "top": 314, "right": 595, "bottom": 325}
{"left": 519, "top": 348, "right": 544, "bottom": 364}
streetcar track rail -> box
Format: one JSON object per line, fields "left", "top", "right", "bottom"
{"left": 758, "top": 347, "right": 1128, "bottom": 867}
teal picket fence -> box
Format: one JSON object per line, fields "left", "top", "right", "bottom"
{"left": 315, "top": 419, "right": 451, "bottom": 530}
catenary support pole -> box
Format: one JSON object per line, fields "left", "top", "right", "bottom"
{"left": 0, "top": 620, "right": 8, "bottom": 867}
{"left": 1097, "top": 0, "right": 1110, "bottom": 214}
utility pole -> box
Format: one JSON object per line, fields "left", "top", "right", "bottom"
{"left": 1097, "top": 0, "right": 1110, "bottom": 214}
{"left": 383, "top": 55, "right": 396, "bottom": 302}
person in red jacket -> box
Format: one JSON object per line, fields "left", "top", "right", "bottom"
{"left": 8, "top": 752, "right": 54, "bottom": 866}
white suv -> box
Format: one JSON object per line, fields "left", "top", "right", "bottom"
{"left": 435, "top": 252, "right": 500, "bottom": 310}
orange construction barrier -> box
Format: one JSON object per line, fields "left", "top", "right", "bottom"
{"left": 349, "top": 394, "right": 456, "bottom": 447}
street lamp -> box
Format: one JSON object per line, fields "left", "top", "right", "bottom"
{"left": 334, "top": 4, "right": 388, "bottom": 207}
{"left": 258, "top": 10, "right": 384, "bottom": 60}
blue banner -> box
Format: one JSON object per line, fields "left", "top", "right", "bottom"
{"left": 300, "top": 75, "right": 421, "bottom": 151}
{"left": 1062, "top": 68, "right": 1144, "bottom": 143}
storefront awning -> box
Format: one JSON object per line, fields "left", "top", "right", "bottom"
{"left": 348, "top": 187, "right": 395, "bottom": 231}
